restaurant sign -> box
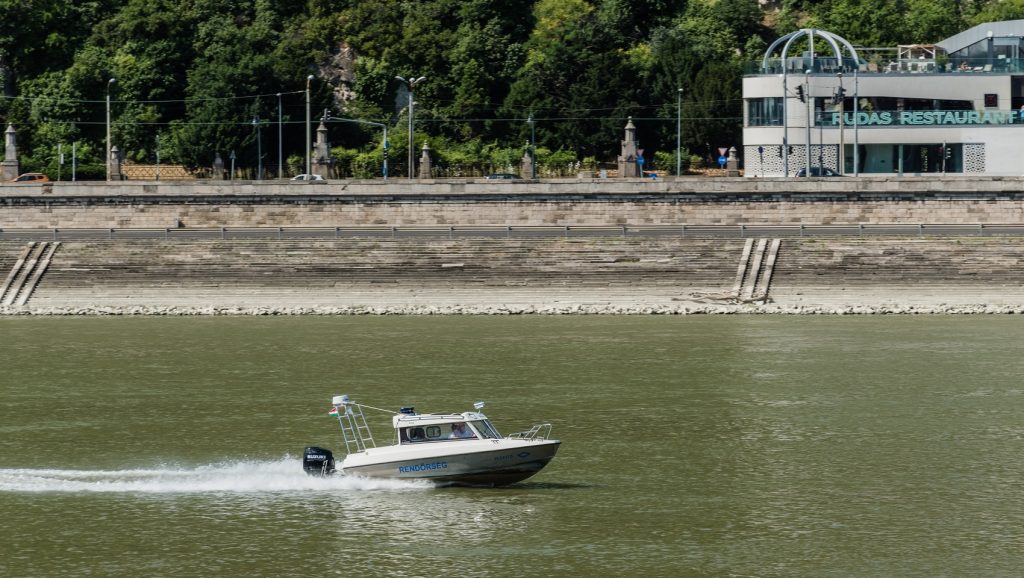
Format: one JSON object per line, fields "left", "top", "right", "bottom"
{"left": 830, "top": 110, "right": 1016, "bottom": 126}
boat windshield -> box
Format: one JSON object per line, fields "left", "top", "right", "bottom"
{"left": 447, "top": 422, "right": 476, "bottom": 440}
{"left": 471, "top": 420, "right": 501, "bottom": 439}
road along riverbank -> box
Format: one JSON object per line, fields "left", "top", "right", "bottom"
{"left": 3, "top": 237, "right": 1024, "bottom": 315}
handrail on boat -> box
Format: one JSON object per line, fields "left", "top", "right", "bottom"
{"left": 508, "top": 423, "right": 552, "bottom": 440}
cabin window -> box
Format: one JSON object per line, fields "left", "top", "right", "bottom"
{"left": 425, "top": 426, "right": 442, "bottom": 439}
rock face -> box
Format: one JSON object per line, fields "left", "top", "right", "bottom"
{"left": 4, "top": 236, "right": 1024, "bottom": 315}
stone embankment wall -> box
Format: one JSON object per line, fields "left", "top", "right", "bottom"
{"left": 3, "top": 176, "right": 1024, "bottom": 228}
{"left": 4, "top": 177, "right": 1024, "bottom": 314}
{"left": 3, "top": 236, "right": 1024, "bottom": 314}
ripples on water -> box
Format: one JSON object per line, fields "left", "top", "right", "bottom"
{"left": 3, "top": 316, "right": 1024, "bottom": 576}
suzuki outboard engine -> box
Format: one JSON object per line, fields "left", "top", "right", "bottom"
{"left": 302, "top": 446, "right": 335, "bottom": 476}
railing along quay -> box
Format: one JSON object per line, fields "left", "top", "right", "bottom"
{"left": 2, "top": 224, "right": 1024, "bottom": 241}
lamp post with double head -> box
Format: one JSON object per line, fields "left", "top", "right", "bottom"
{"left": 395, "top": 75, "right": 427, "bottom": 179}
{"left": 106, "top": 77, "right": 116, "bottom": 181}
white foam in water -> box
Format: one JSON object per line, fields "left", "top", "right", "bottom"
{"left": 0, "top": 457, "right": 429, "bottom": 493}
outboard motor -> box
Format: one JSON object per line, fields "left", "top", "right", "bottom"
{"left": 302, "top": 446, "right": 335, "bottom": 476}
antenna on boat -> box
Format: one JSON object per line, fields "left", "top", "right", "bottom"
{"left": 474, "top": 401, "right": 485, "bottom": 411}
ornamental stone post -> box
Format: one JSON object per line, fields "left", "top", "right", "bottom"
{"left": 1, "top": 124, "right": 19, "bottom": 180}
{"left": 110, "top": 146, "right": 124, "bottom": 181}
{"left": 617, "top": 117, "right": 640, "bottom": 177}
{"left": 520, "top": 141, "right": 534, "bottom": 179}
{"left": 312, "top": 120, "right": 332, "bottom": 178}
{"left": 213, "top": 152, "right": 226, "bottom": 180}
{"left": 418, "top": 142, "right": 432, "bottom": 179}
{"left": 726, "top": 146, "right": 740, "bottom": 177}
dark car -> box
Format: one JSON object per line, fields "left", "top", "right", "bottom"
{"left": 795, "top": 167, "right": 842, "bottom": 177}
{"left": 485, "top": 173, "right": 519, "bottom": 180}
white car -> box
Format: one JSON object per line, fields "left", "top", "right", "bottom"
{"left": 290, "top": 174, "right": 324, "bottom": 181}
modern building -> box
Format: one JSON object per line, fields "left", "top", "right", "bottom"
{"left": 743, "top": 21, "right": 1024, "bottom": 177}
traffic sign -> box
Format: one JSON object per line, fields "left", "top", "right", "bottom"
{"left": 718, "top": 155, "right": 727, "bottom": 168}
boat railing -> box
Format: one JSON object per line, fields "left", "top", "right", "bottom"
{"left": 335, "top": 399, "right": 377, "bottom": 454}
{"left": 507, "top": 423, "right": 552, "bottom": 440}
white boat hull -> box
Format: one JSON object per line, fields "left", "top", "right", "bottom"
{"left": 340, "top": 438, "right": 561, "bottom": 486}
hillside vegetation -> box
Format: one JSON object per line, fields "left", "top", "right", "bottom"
{"left": 1, "top": 0, "right": 1021, "bottom": 176}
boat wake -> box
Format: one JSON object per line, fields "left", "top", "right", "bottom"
{"left": 0, "top": 457, "right": 429, "bottom": 494}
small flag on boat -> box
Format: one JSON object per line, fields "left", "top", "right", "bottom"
{"left": 328, "top": 406, "right": 339, "bottom": 417}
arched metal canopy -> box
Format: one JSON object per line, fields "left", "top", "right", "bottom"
{"left": 761, "top": 28, "right": 861, "bottom": 71}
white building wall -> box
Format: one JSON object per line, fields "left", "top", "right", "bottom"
{"left": 743, "top": 72, "right": 1024, "bottom": 176}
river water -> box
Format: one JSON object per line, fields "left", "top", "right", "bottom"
{"left": 2, "top": 316, "right": 1023, "bottom": 577}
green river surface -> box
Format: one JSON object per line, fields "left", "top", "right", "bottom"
{"left": 2, "top": 316, "right": 1023, "bottom": 577}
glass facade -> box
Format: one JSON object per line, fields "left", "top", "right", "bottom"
{"left": 846, "top": 143, "right": 962, "bottom": 174}
{"left": 747, "top": 97, "right": 784, "bottom": 126}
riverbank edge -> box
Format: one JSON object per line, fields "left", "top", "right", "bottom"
{"left": 3, "top": 303, "right": 1024, "bottom": 316}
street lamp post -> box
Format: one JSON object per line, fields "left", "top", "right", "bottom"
{"left": 676, "top": 87, "right": 683, "bottom": 176}
{"left": 804, "top": 70, "right": 812, "bottom": 177}
{"left": 837, "top": 72, "right": 844, "bottom": 174}
{"left": 395, "top": 75, "right": 427, "bottom": 179}
{"left": 252, "top": 116, "right": 263, "bottom": 180}
{"left": 277, "top": 92, "right": 283, "bottom": 179}
{"left": 106, "top": 77, "right": 115, "bottom": 181}
{"left": 527, "top": 114, "right": 536, "bottom": 179}
{"left": 305, "top": 75, "right": 313, "bottom": 177}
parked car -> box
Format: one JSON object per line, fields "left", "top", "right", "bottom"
{"left": 485, "top": 173, "right": 519, "bottom": 180}
{"left": 794, "top": 167, "right": 842, "bottom": 177}
{"left": 290, "top": 174, "right": 324, "bottom": 181}
{"left": 9, "top": 172, "right": 50, "bottom": 183}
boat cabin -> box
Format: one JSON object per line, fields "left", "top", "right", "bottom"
{"left": 393, "top": 411, "right": 502, "bottom": 444}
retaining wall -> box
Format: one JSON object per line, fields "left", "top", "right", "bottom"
{"left": 4, "top": 237, "right": 1024, "bottom": 313}
{"left": 3, "top": 177, "right": 1024, "bottom": 229}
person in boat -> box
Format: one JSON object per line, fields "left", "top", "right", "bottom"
{"left": 449, "top": 422, "right": 475, "bottom": 439}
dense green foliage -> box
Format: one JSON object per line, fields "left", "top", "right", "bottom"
{"left": 1, "top": 0, "right": 1021, "bottom": 177}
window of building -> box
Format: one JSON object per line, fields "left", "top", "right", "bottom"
{"left": 747, "top": 97, "right": 783, "bottom": 126}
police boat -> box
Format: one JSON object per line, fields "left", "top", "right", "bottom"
{"left": 302, "top": 395, "right": 560, "bottom": 486}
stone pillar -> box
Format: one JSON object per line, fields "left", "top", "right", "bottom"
{"left": 2, "top": 124, "right": 20, "bottom": 180}
{"left": 418, "top": 142, "right": 432, "bottom": 179}
{"left": 213, "top": 152, "right": 226, "bottom": 180}
{"left": 311, "top": 120, "right": 331, "bottom": 177}
{"left": 110, "top": 146, "right": 124, "bottom": 181}
{"left": 616, "top": 117, "right": 640, "bottom": 178}
{"left": 520, "top": 141, "right": 534, "bottom": 179}
{"left": 726, "top": 146, "right": 740, "bottom": 177}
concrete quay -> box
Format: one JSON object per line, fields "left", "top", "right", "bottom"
{"left": 4, "top": 177, "right": 1024, "bottom": 315}
{"left": 3, "top": 236, "right": 1024, "bottom": 315}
